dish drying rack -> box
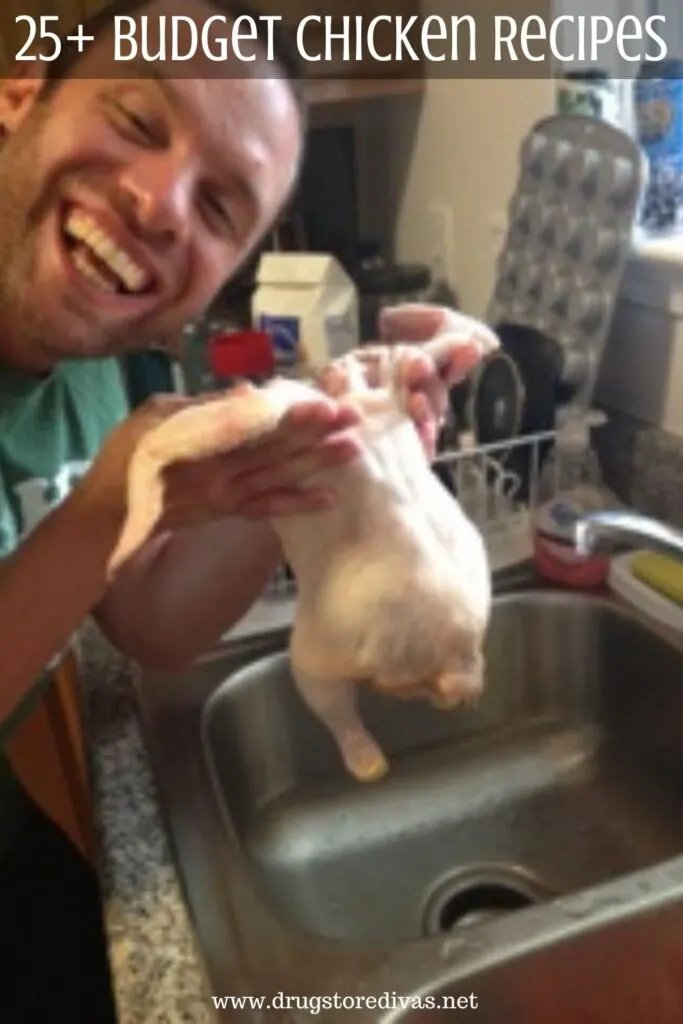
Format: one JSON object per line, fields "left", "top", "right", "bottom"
{"left": 433, "top": 427, "right": 558, "bottom": 571}
{"left": 263, "top": 426, "right": 560, "bottom": 601}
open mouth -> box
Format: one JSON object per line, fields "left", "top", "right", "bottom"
{"left": 61, "top": 207, "right": 154, "bottom": 297}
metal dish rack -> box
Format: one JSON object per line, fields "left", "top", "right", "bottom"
{"left": 263, "top": 427, "right": 559, "bottom": 600}
{"left": 432, "top": 427, "right": 558, "bottom": 571}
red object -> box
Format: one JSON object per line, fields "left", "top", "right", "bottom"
{"left": 532, "top": 530, "right": 609, "bottom": 588}
{"left": 209, "top": 330, "right": 275, "bottom": 379}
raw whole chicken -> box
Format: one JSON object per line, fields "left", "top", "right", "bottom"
{"left": 111, "top": 311, "right": 497, "bottom": 783}
{"left": 274, "top": 339, "right": 495, "bottom": 783}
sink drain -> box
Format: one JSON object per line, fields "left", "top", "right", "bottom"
{"left": 422, "top": 865, "right": 548, "bottom": 936}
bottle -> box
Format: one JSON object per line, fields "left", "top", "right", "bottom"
{"left": 532, "top": 409, "right": 615, "bottom": 587}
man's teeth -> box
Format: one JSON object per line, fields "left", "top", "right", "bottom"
{"left": 64, "top": 209, "right": 149, "bottom": 293}
{"left": 71, "top": 249, "right": 118, "bottom": 293}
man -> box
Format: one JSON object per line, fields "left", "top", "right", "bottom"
{"left": 0, "top": 0, "right": 491, "bottom": 1018}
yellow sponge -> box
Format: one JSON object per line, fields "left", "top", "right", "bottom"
{"left": 630, "top": 551, "right": 683, "bottom": 607}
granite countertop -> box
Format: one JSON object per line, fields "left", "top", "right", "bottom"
{"left": 75, "top": 590, "right": 299, "bottom": 1024}
{"left": 77, "top": 620, "right": 213, "bottom": 1024}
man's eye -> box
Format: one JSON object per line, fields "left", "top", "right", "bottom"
{"left": 202, "top": 192, "right": 236, "bottom": 235}
{"left": 112, "top": 103, "right": 162, "bottom": 145}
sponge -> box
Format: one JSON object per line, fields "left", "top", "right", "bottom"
{"left": 630, "top": 551, "right": 683, "bottom": 607}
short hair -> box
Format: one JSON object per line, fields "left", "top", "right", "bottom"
{"left": 42, "top": 0, "right": 307, "bottom": 118}
{"left": 32, "top": 0, "right": 308, "bottom": 295}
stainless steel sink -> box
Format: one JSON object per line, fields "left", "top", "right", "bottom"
{"left": 135, "top": 564, "right": 683, "bottom": 1020}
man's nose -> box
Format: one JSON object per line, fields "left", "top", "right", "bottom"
{"left": 118, "top": 153, "right": 194, "bottom": 245}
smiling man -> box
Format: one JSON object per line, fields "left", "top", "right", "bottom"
{"left": 0, "top": 3, "right": 304, "bottom": 369}
{"left": 0, "top": 0, "right": 492, "bottom": 1019}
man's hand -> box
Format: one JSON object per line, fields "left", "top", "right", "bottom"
{"left": 83, "top": 382, "right": 362, "bottom": 575}
{"left": 352, "top": 304, "right": 499, "bottom": 459}
{"left": 90, "top": 304, "right": 496, "bottom": 672}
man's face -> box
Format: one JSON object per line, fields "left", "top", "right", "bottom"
{"left": 0, "top": 0, "right": 302, "bottom": 371}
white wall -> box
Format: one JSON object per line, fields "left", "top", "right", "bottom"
{"left": 311, "top": 77, "right": 554, "bottom": 318}
{"left": 384, "top": 78, "right": 555, "bottom": 317}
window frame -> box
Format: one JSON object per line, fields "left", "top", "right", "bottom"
{"left": 648, "top": 0, "right": 683, "bottom": 60}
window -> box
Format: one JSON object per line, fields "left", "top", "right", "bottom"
{"left": 649, "top": 0, "right": 683, "bottom": 61}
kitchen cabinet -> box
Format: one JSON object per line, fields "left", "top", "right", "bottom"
{"left": 258, "top": 0, "right": 425, "bottom": 101}
{"left": 5, "top": 651, "right": 95, "bottom": 864}
{"left": 0, "top": 0, "right": 425, "bottom": 104}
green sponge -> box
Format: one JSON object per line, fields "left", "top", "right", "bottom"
{"left": 631, "top": 551, "right": 683, "bottom": 607}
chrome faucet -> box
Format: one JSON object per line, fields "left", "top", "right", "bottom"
{"left": 575, "top": 509, "right": 683, "bottom": 562}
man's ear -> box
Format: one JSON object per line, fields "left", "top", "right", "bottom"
{"left": 0, "top": 59, "right": 49, "bottom": 135}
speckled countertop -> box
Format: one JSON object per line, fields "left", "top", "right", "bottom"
{"left": 77, "top": 620, "right": 214, "bottom": 1024}
{"left": 70, "top": 405, "right": 683, "bottom": 1023}
{"left": 76, "top": 588, "right": 299, "bottom": 1024}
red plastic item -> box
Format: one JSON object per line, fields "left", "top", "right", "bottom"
{"left": 532, "top": 530, "right": 609, "bottom": 588}
{"left": 209, "top": 330, "right": 275, "bottom": 379}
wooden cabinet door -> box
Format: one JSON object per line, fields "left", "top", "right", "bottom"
{"left": 0, "top": 0, "right": 425, "bottom": 97}
{"left": 269, "top": 0, "right": 425, "bottom": 80}
{"left": 51, "top": 0, "right": 423, "bottom": 81}
{"left": 5, "top": 651, "right": 95, "bottom": 864}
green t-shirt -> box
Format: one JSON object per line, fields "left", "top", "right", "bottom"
{"left": 0, "top": 355, "right": 129, "bottom": 860}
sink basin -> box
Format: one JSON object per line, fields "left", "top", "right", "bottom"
{"left": 135, "top": 565, "right": 683, "bottom": 1020}
{"left": 204, "top": 589, "right": 683, "bottom": 947}
{"left": 396, "top": 890, "right": 683, "bottom": 1023}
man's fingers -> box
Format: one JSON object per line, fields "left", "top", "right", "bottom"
{"left": 278, "top": 397, "right": 360, "bottom": 433}
{"left": 217, "top": 405, "right": 359, "bottom": 481}
{"left": 158, "top": 485, "right": 336, "bottom": 528}
{"left": 393, "top": 348, "right": 447, "bottom": 424}
{"left": 406, "top": 391, "right": 433, "bottom": 427}
{"left": 379, "top": 304, "right": 449, "bottom": 343}
{"left": 424, "top": 338, "right": 483, "bottom": 389}
{"left": 274, "top": 400, "right": 360, "bottom": 449}
{"left": 380, "top": 304, "right": 500, "bottom": 351}
{"left": 445, "top": 341, "right": 488, "bottom": 385}
{"left": 236, "top": 398, "right": 360, "bottom": 469}
{"left": 377, "top": 304, "right": 499, "bottom": 393}
{"left": 143, "top": 393, "right": 360, "bottom": 500}
{"left": 142, "top": 386, "right": 358, "bottom": 468}
{"left": 169, "top": 430, "right": 359, "bottom": 513}
{"left": 234, "top": 432, "right": 360, "bottom": 495}
{"left": 406, "top": 392, "right": 439, "bottom": 460}
{"left": 239, "top": 487, "right": 336, "bottom": 518}
{"left": 422, "top": 332, "right": 497, "bottom": 386}
{"left": 159, "top": 404, "right": 360, "bottom": 528}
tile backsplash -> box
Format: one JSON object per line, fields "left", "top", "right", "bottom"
{"left": 595, "top": 404, "right": 683, "bottom": 530}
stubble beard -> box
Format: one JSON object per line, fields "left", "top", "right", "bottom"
{"left": 0, "top": 103, "right": 152, "bottom": 369}
{"left": 0, "top": 111, "right": 54, "bottom": 368}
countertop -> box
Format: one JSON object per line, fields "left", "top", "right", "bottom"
{"left": 78, "top": 620, "right": 213, "bottom": 1024}
{"left": 76, "top": 592, "right": 299, "bottom": 1024}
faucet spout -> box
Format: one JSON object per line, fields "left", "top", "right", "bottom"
{"left": 575, "top": 510, "right": 683, "bottom": 562}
